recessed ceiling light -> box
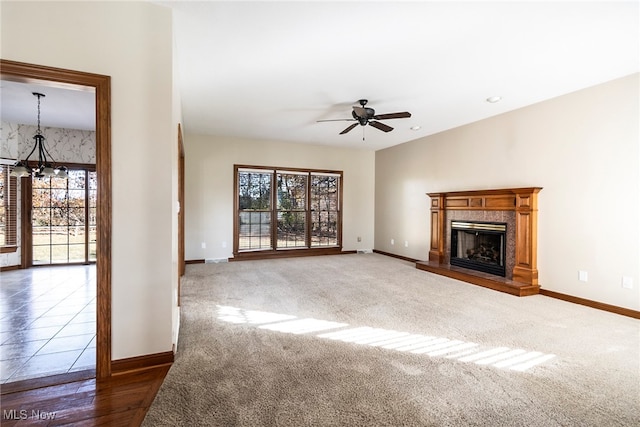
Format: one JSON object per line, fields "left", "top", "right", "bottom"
{"left": 410, "top": 125, "right": 421, "bottom": 131}
{"left": 486, "top": 96, "right": 502, "bottom": 103}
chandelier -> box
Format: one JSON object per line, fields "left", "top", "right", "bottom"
{"left": 10, "top": 92, "right": 68, "bottom": 179}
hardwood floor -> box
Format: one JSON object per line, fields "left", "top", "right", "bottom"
{"left": 1, "top": 365, "right": 170, "bottom": 426}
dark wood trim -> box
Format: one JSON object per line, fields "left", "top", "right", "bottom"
{"left": 178, "top": 124, "right": 185, "bottom": 307}
{"left": 1, "top": 59, "right": 112, "bottom": 380}
{"left": 0, "top": 245, "right": 17, "bottom": 253}
{"left": 20, "top": 177, "right": 32, "bottom": 268}
{"left": 0, "top": 264, "right": 20, "bottom": 272}
{"left": 111, "top": 351, "right": 174, "bottom": 374}
{"left": 0, "top": 369, "right": 95, "bottom": 395}
{"left": 539, "top": 289, "right": 640, "bottom": 319}
{"left": 230, "top": 247, "right": 346, "bottom": 261}
{"left": 186, "top": 258, "right": 205, "bottom": 264}
{"left": 373, "top": 249, "right": 419, "bottom": 263}
{"left": 416, "top": 260, "right": 540, "bottom": 297}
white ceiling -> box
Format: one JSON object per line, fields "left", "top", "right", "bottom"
{"left": 0, "top": 80, "right": 95, "bottom": 131}
{"left": 2, "top": 1, "right": 638, "bottom": 151}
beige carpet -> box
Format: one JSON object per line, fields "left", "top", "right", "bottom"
{"left": 143, "top": 254, "right": 640, "bottom": 426}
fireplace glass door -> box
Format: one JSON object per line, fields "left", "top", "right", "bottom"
{"left": 450, "top": 221, "right": 506, "bottom": 277}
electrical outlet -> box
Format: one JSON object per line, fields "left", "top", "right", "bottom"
{"left": 391, "top": 239, "right": 395, "bottom": 245}
{"left": 201, "top": 242, "right": 206, "bottom": 249}
{"left": 404, "top": 241, "right": 409, "bottom": 247}
{"left": 622, "top": 276, "right": 633, "bottom": 289}
{"left": 357, "top": 236, "right": 362, "bottom": 242}
{"left": 222, "top": 241, "right": 227, "bottom": 248}
{"left": 578, "top": 270, "right": 588, "bottom": 282}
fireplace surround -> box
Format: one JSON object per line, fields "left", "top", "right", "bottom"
{"left": 416, "top": 187, "right": 542, "bottom": 296}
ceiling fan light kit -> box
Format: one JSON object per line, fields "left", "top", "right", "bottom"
{"left": 318, "top": 99, "right": 412, "bottom": 139}
{"left": 10, "top": 92, "right": 69, "bottom": 179}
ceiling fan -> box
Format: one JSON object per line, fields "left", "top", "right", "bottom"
{"left": 317, "top": 99, "right": 412, "bottom": 135}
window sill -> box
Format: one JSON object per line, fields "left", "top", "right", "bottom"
{"left": 232, "top": 246, "right": 344, "bottom": 261}
{"left": 0, "top": 245, "right": 18, "bottom": 254}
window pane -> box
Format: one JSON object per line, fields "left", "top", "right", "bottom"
{"left": 33, "top": 245, "right": 50, "bottom": 265}
{"left": 51, "top": 244, "right": 69, "bottom": 264}
{"left": 69, "top": 226, "right": 86, "bottom": 245}
{"left": 68, "top": 207, "right": 86, "bottom": 226}
{"left": 277, "top": 211, "right": 306, "bottom": 248}
{"left": 239, "top": 211, "right": 271, "bottom": 251}
{"left": 68, "top": 244, "right": 86, "bottom": 263}
{"left": 50, "top": 176, "right": 67, "bottom": 189}
{"left": 33, "top": 188, "right": 50, "bottom": 207}
{"left": 32, "top": 208, "right": 51, "bottom": 227}
{"left": 89, "top": 171, "right": 97, "bottom": 191}
{"left": 51, "top": 207, "right": 69, "bottom": 226}
{"left": 239, "top": 171, "right": 271, "bottom": 210}
{"left": 68, "top": 170, "right": 86, "bottom": 189}
{"left": 277, "top": 174, "right": 306, "bottom": 210}
{"left": 68, "top": 189, "right": 85, "bottom": 205}
{"left": 50, "top": 226, "right": 69, "bottom": 245}
{"left": 311, "top": 175, "right": 339, "bottom": 247}
{"left": 89, "top": 242, "right": 97, "bottom": 262}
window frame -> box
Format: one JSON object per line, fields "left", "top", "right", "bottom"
{"left": 233, "top": 164, "right": 343, "bottom": 260}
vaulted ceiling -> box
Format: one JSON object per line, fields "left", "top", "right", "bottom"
{"left": 2, "top": 1, "right": 638, "bottom": 152}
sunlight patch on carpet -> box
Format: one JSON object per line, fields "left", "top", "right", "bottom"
{"left": 216, "top": 305, "right": 555, "bottom": 372}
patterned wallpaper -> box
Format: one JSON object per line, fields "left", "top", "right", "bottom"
{"left": 1, "top": 121, "right": 96, "bottom": 164}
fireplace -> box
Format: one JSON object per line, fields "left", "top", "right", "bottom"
{"left": 450, "top": 221, "right": 506, "bottom": 277}
{"left": 416, "top": 187, "right": 542, "bottom": 297}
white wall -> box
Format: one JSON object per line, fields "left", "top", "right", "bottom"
{"left": 375, "top": 74, "right": 639, "bottom": 311}
{"left": 184, "top": 135, "right": 375, "bottom": 261}
{"left": 1, "top": 1, "right": 179, "bottom": 359}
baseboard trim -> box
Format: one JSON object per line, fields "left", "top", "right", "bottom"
{"left": 111, "top": 351, "right": 174, "bottom": 375}
{"left": 0, "top": 265, "right": 21, "bottom": 272}
{"left": 539, "top": 289, "right": 640, "bottom": 319}
{"left": 373, "top": 249, "right": 419, "bottom": 264}
{"left": 230, "top": 248, "right": 354, "bottom": 262}
{"left": 185, "top": 259, "right": 205, "bottom": 265}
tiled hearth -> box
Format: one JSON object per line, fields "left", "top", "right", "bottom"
{"left": 416, "top": 187, "right": 542, "bottom": 296}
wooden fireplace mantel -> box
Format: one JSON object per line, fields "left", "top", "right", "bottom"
{"left": 417, "top": 187, "right": 542, "bottom": 296}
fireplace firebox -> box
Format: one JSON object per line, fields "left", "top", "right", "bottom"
{"left": 450, "top": 221, "right": 506, "bottom": 277}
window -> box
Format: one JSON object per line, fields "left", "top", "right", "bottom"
{"left": 235, "top": 165, "right": 342, "bottom": 257}
{"left": 0, "top": 165, "right": 18, "bottom": 251}
{"left": 31, "top": 168, "right": 97, "bottom": 264}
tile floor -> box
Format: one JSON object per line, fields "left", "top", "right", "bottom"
{"left": 0, "top": 265, "right": 96, "bottom": 383}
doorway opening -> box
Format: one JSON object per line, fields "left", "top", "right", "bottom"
{"left": 0, "top": 59, "right": 111, "bottom": 383}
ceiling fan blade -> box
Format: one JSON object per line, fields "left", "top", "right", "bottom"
{"left": 317, "top": 118, "right": 356, "bottom": 122}
{"left": 373, "top": 112, "right": 412, "bottom": 120}
{"left": 340, "top": 123, "right": 359, "bottom": 135}
{"left": 369, "top": 121, "right": 393, "bottom": 132}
